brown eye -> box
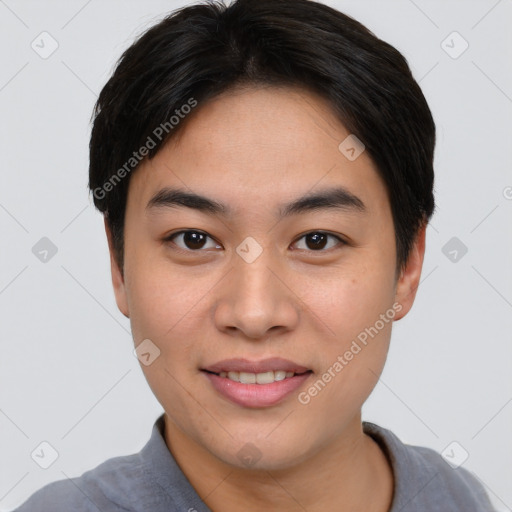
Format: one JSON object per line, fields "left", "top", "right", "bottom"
{"left": 293, "top": 231, "right": 344, "bottom": 252}
{"left": 166, "top": 230, "right": 221, "bottom": 251}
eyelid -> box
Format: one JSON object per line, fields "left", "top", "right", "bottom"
{"left": 291, "top": 231, "right": 346, "bottom": 252}
{"left": 164, "top": 230, "right": 221, "bottom": 251}
{"left": 164, "top": 229, "right": 346, "bottom": 253}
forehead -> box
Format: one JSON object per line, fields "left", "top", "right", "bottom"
{"left": 127, "top": 85, "right": 389, "bottom": 219}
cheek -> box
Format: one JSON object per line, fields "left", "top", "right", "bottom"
{"left": 309, "top": 260, "right": 396, "bottom": 342}
{"left": 123, "top": 249, "right": 208, "bottom": 351}
{"left": 300, "top": 260, "right": 396, "bottom": 399}
{"left": 316, "top": 289, "right": 394, "bottom": 391}
{"left": 297, "top": 273, "right": 395, "bottom": 434}
{"left": 124, "top": 255, "right": 212, "bottom": 421}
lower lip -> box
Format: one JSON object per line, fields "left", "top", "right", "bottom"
{"left": 203, "top": 371, "right": 312, "bottom": 408}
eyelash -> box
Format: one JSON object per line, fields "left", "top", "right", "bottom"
{"left": 163, "top": 230, "right": 346, "bottom": 254}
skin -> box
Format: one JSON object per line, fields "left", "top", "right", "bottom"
{"left": 106, "top": 85, "right": 426, "bottom": 511}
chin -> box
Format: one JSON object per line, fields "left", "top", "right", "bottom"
{"left": 210, "top": 431, "right": 317, "bottom": 472}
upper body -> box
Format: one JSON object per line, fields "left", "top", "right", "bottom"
{"left": 13, "top": 413, "right": 495, "bottom": 512}
{"left": 14, "top": 1, "right": 498, "bottom": 511}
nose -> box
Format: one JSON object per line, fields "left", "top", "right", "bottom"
{"left": 213, "top": 249, "right": 300, "bottom": 340}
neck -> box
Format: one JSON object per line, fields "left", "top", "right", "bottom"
{"left": 164, "top": 414, "right": 394, "bottom": 512}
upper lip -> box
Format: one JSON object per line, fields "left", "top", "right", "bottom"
{"left": 202, "top": 357, "right": 311, "bottom": 374}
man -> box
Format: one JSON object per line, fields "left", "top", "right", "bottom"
{"left": 14, "top": 0, "right": 495, "bottom": 510}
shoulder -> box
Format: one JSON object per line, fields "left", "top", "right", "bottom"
{"left": 11, "top": 414, "right": 203, "bottom": 512}
{"left": 12, "top": 452, "right": 147, "bottom": 512}
{"left": 363, "top": 422, "right": 496, "bottom": 512}
{"left": 403, "top": 443, "right": 495, "bottom": 511}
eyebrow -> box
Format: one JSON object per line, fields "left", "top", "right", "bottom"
{"left": 146, "top": 186, "right": 366, "bottom": 218}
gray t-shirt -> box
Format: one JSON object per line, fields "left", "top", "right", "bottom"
{"left": 12, "top": 414, "right": 495, "bottom": 511}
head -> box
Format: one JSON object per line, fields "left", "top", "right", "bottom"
{"left": 89, "top": 0, "right": 435, "bottom": 470}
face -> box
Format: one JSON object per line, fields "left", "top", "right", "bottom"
{"left": 107, "top": 85, "right": 425, "bottom": 470}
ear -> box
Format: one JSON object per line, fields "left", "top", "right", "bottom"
{"left": 104, "top": 218, "right": 130, "bottom": 318}
{"left": 393, "top": 223, "right": 427, "bottom": 321}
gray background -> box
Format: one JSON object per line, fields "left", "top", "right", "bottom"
{"left": 0, "top": 0, "right": 511, "bottom": 510}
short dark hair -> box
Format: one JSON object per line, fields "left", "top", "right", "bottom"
{"left": 89, "top": 0, "right": 435, "bottom": 273}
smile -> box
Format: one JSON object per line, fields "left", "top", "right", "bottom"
{"left": 216, "top": 370, "right": 300, "bottom": 384}
{"left": 201, "top": 358, "right": 313, "bottom": 408}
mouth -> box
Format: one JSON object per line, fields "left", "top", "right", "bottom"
{"left": 203, "top": 369, "right": 311, "bottom": 384}
{"left": 201, "top": 358, "right": 313, "bottom": 408}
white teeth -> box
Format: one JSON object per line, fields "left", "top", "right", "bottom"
{"left": 274, "top": 370, "right": 287, "bottom": 381}
{"left": 256, "top": 371, "right": 275, "bottom": 384}
{"left": 227, "top": 371, "right": 239, "bottom": 382}
{"left": 239, "top": 372, "right": 256, "bottom": 384}
{"left": 218, "top": 370, "right": 299, "bottom": 384}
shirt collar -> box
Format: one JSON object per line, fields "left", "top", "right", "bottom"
{"left": 139, "top": 414, "right": 439, "bottom": 512}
